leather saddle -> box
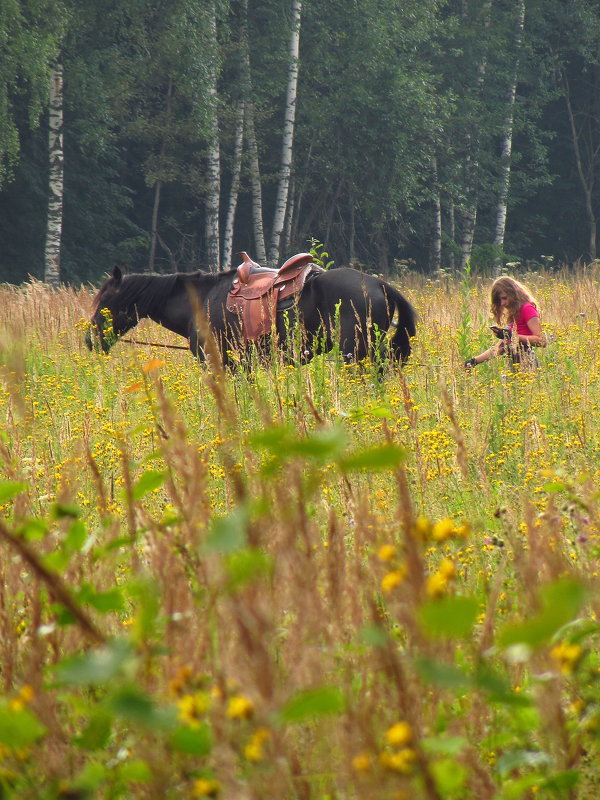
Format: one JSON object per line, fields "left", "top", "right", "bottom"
{"left": 226, "top": 252, "right": 322, "bottom": 341}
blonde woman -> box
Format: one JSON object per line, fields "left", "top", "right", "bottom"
{"left": 464, "top": 276, "right": 546, "bottom": 368}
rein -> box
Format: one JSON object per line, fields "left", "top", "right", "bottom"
{"left": 121, "top": 338, "right": 190, "bottom": 351}
{"left": 121, "top": 338, "right": 451, "bottom": 366}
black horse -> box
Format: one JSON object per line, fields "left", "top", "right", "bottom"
{"left": 85, "top": 263, "right": 416, "bottom": 367}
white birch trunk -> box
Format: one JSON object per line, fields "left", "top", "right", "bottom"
{"left": 267, "top": 0, "right": 302, "bottom": 266}
{"left": 44, "top": 63, "right": 64, "bottom": 287}
{"left": 459, "top": 0, "right": 492, "bottom": 271}
{"left": 149, "top": 79, "right": 173, "bottom": 273}
{"left": 240, "top": 0, "right": 266, "bottom": 263}
{"left": 205, "top": 4, "right": 221, "bottom": 271}
{"left": 493, "top": 0, "right": 525, "bottom": 275}
{"left": 245, "top": 105, "right": 267, "bottom": 263}
{"left": 222, "top": 100, "right": 244, "bottom": 268}
{"left": 430, "top": 157, "right": 442, "bottom": 272}
{"left": 447, "top": 199, "right": 455, "bottom": 271}
{"left": 283, "top": 173, "right": 295, "bottom": 252}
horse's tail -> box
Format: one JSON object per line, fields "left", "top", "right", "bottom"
{"left": 382, "top": 285, "right": 417, "bottom": 362}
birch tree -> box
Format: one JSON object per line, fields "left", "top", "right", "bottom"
{"left": 222, "top": 99, "right": 244, "bottom": 268}
{"left": 458, "top": 0, "right": 492, "bottom": 271}
{"left": 44, "top": 62, "right": 64, "bottom": 286}
{"left": 240, "top": 0, "right": 266, "bottom": 263}
{"left": 268, "top": 0, "right": 302, "bottom": 265}
{"left": 493, "top": 0, "right": 525, "bottom": 274}
{"left": 204, "top": 1, "right": 221, "bottom": 270}
{"left": 430, "top": 158, "right": 442, "bottom": 272}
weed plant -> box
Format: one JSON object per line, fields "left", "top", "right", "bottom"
{"left": 0, "top": 270, "right": 599, "bottom": 799}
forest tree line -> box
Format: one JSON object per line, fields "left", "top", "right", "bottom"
{"left": 1, "top": 0, "right": 600, "bottom": 286}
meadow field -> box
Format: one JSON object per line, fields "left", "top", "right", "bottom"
{"left": 0, "top": 268, "right": 599, "bottom": 799}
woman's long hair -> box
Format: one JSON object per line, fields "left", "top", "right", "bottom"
{"left": 490, "top": 276, "right": 538, "bottom": 324}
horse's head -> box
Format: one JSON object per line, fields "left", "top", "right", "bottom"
{"left": 86, "top": 265, "right": 138, "bottom": 353}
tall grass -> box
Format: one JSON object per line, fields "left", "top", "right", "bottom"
{"left": 0, "top": 270, "right": 598, "bottom": 799}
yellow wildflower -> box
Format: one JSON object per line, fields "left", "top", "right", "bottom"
{"left": 351, "top": 752, "right": 373, "bottom": 773}
{"left": 432, "top": 518, "right": 455, "bottom": 542}
{"left": 193, "top": 778, "right": 220, "bottom": 798}
{"left": 550, "top": 642, "right": 584, "bottom": 675}
{"left": 426, "top": 572, "right": 448, "bottom": 599}
{"left": 381, "top": 568, "right": 406, "bottom": 594}
{"left": 437, "top": 558, "right": 456, "bottom": 580}
{"left": 385, "top": 721, "right": 412, "bottom": 747}
{"left": 378, "top": 544, "right": 397, "bottom": 562}
{"left": 379, "top": 748, "right": 417, "bottom": 774}
{"left": 414, "top": 516, "right": 431, "bottom": 540}
{"left": 244, "top": 727, "right": 271, "bottom": 763}
{"left": 226, "top": 694, "right": 254, "bottom": 720}
{"left": 177, "top": 693, "right": 210, "bottom": 727}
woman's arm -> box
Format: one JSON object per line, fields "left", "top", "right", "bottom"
{"left": 519, "top": 316, "right": 546, "bottom": 347}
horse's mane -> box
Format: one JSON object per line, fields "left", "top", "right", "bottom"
{"left": 92, "top": 272, "right": 181, "bottom": 317}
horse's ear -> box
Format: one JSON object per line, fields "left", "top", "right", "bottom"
{"left": 112, "top": 265, "right": 123, "bottom": 286}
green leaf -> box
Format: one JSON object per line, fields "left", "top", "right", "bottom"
{"left": 225, "top": 549, "right": 273, "bottom": 591}
{"left": 542, "top": 481, "right": 567, "bottom": 493}
{"left": 75, "top": 709, "right": 113, "bottom": 751}
{"left": 56, "top": 639, "right": 135, "bottom": 685}
{"left": 169, "top": 723, "right": 213, "bottom": 755}
{"left": 206, "top": 507, "right": 248, "bottom": 553}
{"left": 78, "top": 585, "right": 125, "bottom": 613}
{"left": 50, "top": 502, "right": 80, "bottom": 519}
{"left": 73, "top": 761, "right": 107, "bottom": 792}
{"left": 498, "top": 579, "right": 587, "bottom": 649}
{"left": 130, "top": 470, "right": 165, "bottom": 501}
{"left": 338, "top": 443, "right": 407, "bottom": 472}
{"left": 280, "top": 687, "right": 345, "bottom": 723}
{"left": 18, "top": 518, "right": 48, "bottom": 541}
{"left": 500, "top": 773, "right": 545, "bottom": 800}
{"left": 0, "top": 480, "right": 28, "bottom": 505}
{"left": 65, "top": 519, "right": 87, "bottom": 552}
{"left": 359, "top": 624, "right": 388, "bottom": 648}
{"left": 415, "top": 658, "right": 470, "bottom": 689}
{"left": 540, "top": 769, "right": 580, "bottom": 792}
{"left": 116, "top": 759, "right": 153, "bottom": 783}
{"left": 497, "top": 749, "right": 551, "bottom": 778}
{"left": 109, "top": 687, "right": 176, "bottom": 730}
{"left": 249, "top": 425, "right": 347, "bottom": 463}
{"left": 430, "top": 758, "right": 468, "bottom": 794}
{"left": 422, "top": 735, "right": 468, "bottom": 756}
{"left": 474, "top": 665, "right": 533, "bottom": 707}
{"left": 418, "top": 595, "right": 479, "bottom": 638}
{"left": 0, "top": 704, "right": 46, "bottom": 748}
{"left": 125, "top": 579, "right": 160, "bottom": 644}
{"left": 43, "top": 548, "right": 71, "bottom": 572}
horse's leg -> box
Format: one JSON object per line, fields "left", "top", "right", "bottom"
{"left": 187, "top": 326, "right": 207, "bottom": 362}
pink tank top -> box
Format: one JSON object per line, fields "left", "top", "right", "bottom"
{"left": 511, "top": 302, "right": 539, "bottom": 336}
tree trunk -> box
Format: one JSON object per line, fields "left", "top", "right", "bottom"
{"left": 222, "top": 100, "right": 244, "bottom": 269}
{"left": 149, "top": 78, "right": 173, "bottom": 273}
{"left": 205, "top": 3, "right": 221, "bottom": 271}
{"left": 44, "top": 63, "right": 64, "bottom": 287}
{"left": 240, "top": 0, "right": 266, "bottom": 263}
{"left": 459, "top": 0, "right": 492, "bottom": 271}
{"left": 447, "top": 198, "right": 455, "bottom": 272}
{"left": 430, "top": 157, "right": 442, "bottom": 272}
{"left": 283, "top": 173, "right": 295, "bottom": 253}
{"left": 149, "top": 180, "right": 163, "bottom": 273}
{"left": 348, "top": 199, "right": 356, "bottom": 264}
{"left": 267, "top": 0, "right": 302, "bottom": 266}
{"left": 562, "top": 68, "right": 598, "bottom": 263}
{"left": 493, "top": 0, "right": 525, "bottom": 275}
